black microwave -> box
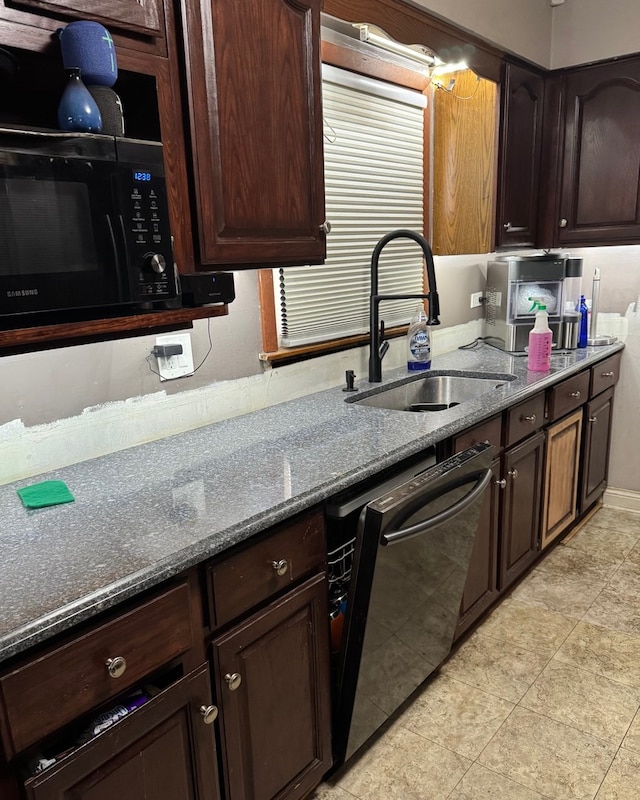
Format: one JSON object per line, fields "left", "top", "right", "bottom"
{"left": 0, "top": 126, "right": 177, "bottom": 319}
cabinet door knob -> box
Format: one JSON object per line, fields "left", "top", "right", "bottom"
{"left": 559, "top": 218, "right": 568, "bottom": 227}
{"left": 105, "top": 656, "right": 127, "bottom": 679}
{"left": 225, "top": 672, "right": 242, "bottom": 691}
{"left": 520, "top": 414, "right": 536, "bottom": 424}
{"left": 272, "top": 559, "right": 289, "bottom": 576}
{"left": 320, "top": 220, "right": 332, "bottom": 234}
{"left": 495, "top": 478, "right": 507, "bottom": 489}
{"left": 589, "top": 416, "right": 598, "bottom": 423}
{"left": 503, "top": 221, "right": 512, "bottom": 231}
{"left": 570, "top": 390, "right": 581, "bottom": 398}
{"left": 601, "top": 371, "right": 615, "bottom": 377}
{"left": 200, "top": 704, "right": 219, "bottom": 725}
{"left": 508, "top": 468, "right": 519, "bottom": 480}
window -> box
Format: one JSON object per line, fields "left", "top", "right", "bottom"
{"left": 273, "top": 64, "right": 429, "bottom": 349}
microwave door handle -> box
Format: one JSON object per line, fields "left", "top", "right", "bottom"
{"left": 105, "top": 213, "right": 126, "bottom": 302}
{"left": 381, "top": 468, "right": 492, "bottom": 546}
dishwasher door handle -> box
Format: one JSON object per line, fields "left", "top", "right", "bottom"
{"left": 381, "top": 468, "right": 492, "bottom": 546}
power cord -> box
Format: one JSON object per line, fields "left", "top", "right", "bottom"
{"left": 146, "top": 318, "right": 213, "bottom": 379}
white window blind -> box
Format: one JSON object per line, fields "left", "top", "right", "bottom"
{"left": 276, "top": 64, "right": 427, "bottom": 347}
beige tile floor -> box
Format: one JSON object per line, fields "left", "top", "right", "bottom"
{"left": 312, "top": 506, "right": 640, "bottom": 800}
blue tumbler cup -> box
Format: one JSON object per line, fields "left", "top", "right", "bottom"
{"left": 57, "top": 21, "right": 118, "bottom": 87}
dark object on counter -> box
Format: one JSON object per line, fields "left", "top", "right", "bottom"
{"left": 179, "top": 271, "right": 235, "bottom": 306}
{"left": 87, "top": 85, "right": 124, "bottom": 135}
{"left": 577, "top": 295, "right": 589, "bottom": 348}
{"left": 562, "top": 312, "right": 581, "bottom": 350}
{"left": 17, "top": 480, "right": 75, "bottom": 509}
{"left": 342, "top": 370, "right": 357, "bottom": 392}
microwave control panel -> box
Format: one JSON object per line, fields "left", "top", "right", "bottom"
{"left": 121, "top": 166, "right": 176, "bottom": 302}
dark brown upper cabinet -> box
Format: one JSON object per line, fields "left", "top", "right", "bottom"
{"left": 495, "top": 61, "right": 545, "bottom": 249}
{"left": 179, "top": 0, "right": 327, "bottom": 269}
{"left": 552, "top": 57, "right": 640, "bottom": 247}
{"left": 7, "top": 0, "right": 163, "bottom": 37}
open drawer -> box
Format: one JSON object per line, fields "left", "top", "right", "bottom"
{"left": 22, "top": 664, "right": 220, "bottom": 800}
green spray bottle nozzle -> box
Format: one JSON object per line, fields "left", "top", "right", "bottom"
{"left": 528, "top": 297, "right": 547, "bottom": 313}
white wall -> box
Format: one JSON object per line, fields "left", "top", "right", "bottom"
{"left": 411, "top": 0, "right": 552, "bottom": 67}
{"left": 551, "top": 0, "right": 640, "bottom": 68}
{"left": 0, "top": 271, "right": 262, "bottom": 428}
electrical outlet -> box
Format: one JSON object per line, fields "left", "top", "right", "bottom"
{"left": 470, "top": 292, "right": 484, "bottom": 309}
{"left": 154, "top": 333, "right": 194, "bottom": 381}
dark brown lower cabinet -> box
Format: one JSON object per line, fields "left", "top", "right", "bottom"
{"left": 580, "top": 387, "right": 615, "bottom": 512}
{"left": 22, "top": 664, "right": 220, "bottom": 800}
{"left": 212, "top": 572, "right": 332, "bottom": 800}
{"left": 454, "top": 459, "right": 501, "bottom": 640}
{"left": 499, "top": 432, "right": 545, "bottom": 591}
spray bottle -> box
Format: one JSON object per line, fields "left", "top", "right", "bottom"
{"left": 527, "top": 299, "right": 552, "bottom": 372}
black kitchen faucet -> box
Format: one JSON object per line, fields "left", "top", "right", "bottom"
{"left": 368, "top": 229, "right": 441, "bottom": 382}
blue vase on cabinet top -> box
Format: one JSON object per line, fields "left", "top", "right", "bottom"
{"left": 58, "top": 68, "right": 102, "bottom": 133}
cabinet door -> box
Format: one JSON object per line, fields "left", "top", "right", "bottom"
{"left": 212, "top": 573, "right": 331, "bottom": 800}
{"left": 180, "top": 0, "right": 326, "bottom": 268}
{"left": 4, "top": 0, "right": 163, "bottom": 37}
{"left": 499, "top": 432, "right": 545, "bottom": 591}
{"left": 454, "top": 459, "right": 500, "bottom": 640}
{"left": 496, "top": 61, "right": 545, "bottom": 249}
{"left": 23, "top": 664, "right": 221, "bottom": 800}
{"left": 558, "top": 57, "right": 640, "bottom": 245}
{"left": 580, "top": 387, "right": 614, "bottom": 513}
{"left": 541, "top": 409, "right": 583, "bottom": 550}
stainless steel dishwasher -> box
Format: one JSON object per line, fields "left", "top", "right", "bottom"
{"left": 325, "top": 442, "right": 493, "bottom": 769}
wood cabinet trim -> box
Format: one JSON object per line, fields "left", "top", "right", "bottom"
{"left": 541, "top": 408, "right": 583, "bottom": 549}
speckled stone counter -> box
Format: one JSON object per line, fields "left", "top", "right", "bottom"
{"left": 0, "top": 342, "right": 624, "bottom": 664}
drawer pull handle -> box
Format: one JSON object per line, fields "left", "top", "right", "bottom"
{"left": 508, "top": 468, "right": 519, "bottom": 480}
{"left": 200, "top": 704, "right": 219, "bottom": 725}
{"left": 570, "top": 391, "right": 581, "bottom": 398}
{"left": 225, "top": 672, "right": 242, "bottom": 691}
{"left": 520, "top": 414, "right": 536, "bottom": 423}
{"left": 601, "top": 371, "right": 615, "bottom": 377}
{"left": 272, "top": 559, "right": 289, "bottom": 576}
{"left": 495, "top": 478, "right": 507, "bottom": 489}
{"left": 589, "top": 416, "right": 598, "bottom": 423}
{"left": 105, "top": 656, "right": 127, "bottom": 679}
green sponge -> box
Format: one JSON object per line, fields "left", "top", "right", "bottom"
{"left": 17, "top": 480, "right": 75, "bottom": 509}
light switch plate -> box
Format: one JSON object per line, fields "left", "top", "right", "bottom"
{"left": 155, "top": 333, "right": 194, "bottom": 381}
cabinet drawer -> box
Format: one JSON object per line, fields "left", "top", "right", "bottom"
{"left": 590, "top": 353, "right": 621, "bottom": 397}
{"left": 453, "top": 415, "right": 502, "bottom": 454}
{"left": 207, "top": 510, "right": 325, "bottom": 628}
{"left": 504, "top": 393, "right": 545, "bottom": 447}
{"left": 547, "top": 370, "right": 590, "bottom": 422}
{"left": 0, "top": 583, "right": 193, "bottom": 757}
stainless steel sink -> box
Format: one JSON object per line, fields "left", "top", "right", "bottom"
{"left": 348, "top": 371, "right": 516, "bottom": 412}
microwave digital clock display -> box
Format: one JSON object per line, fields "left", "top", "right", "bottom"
{"left": 133, "top": 171, "right": 152, "bottom": 182}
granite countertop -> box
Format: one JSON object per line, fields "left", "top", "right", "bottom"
{"left": 0, "top": 342, "right": 624, "bottom": 665}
